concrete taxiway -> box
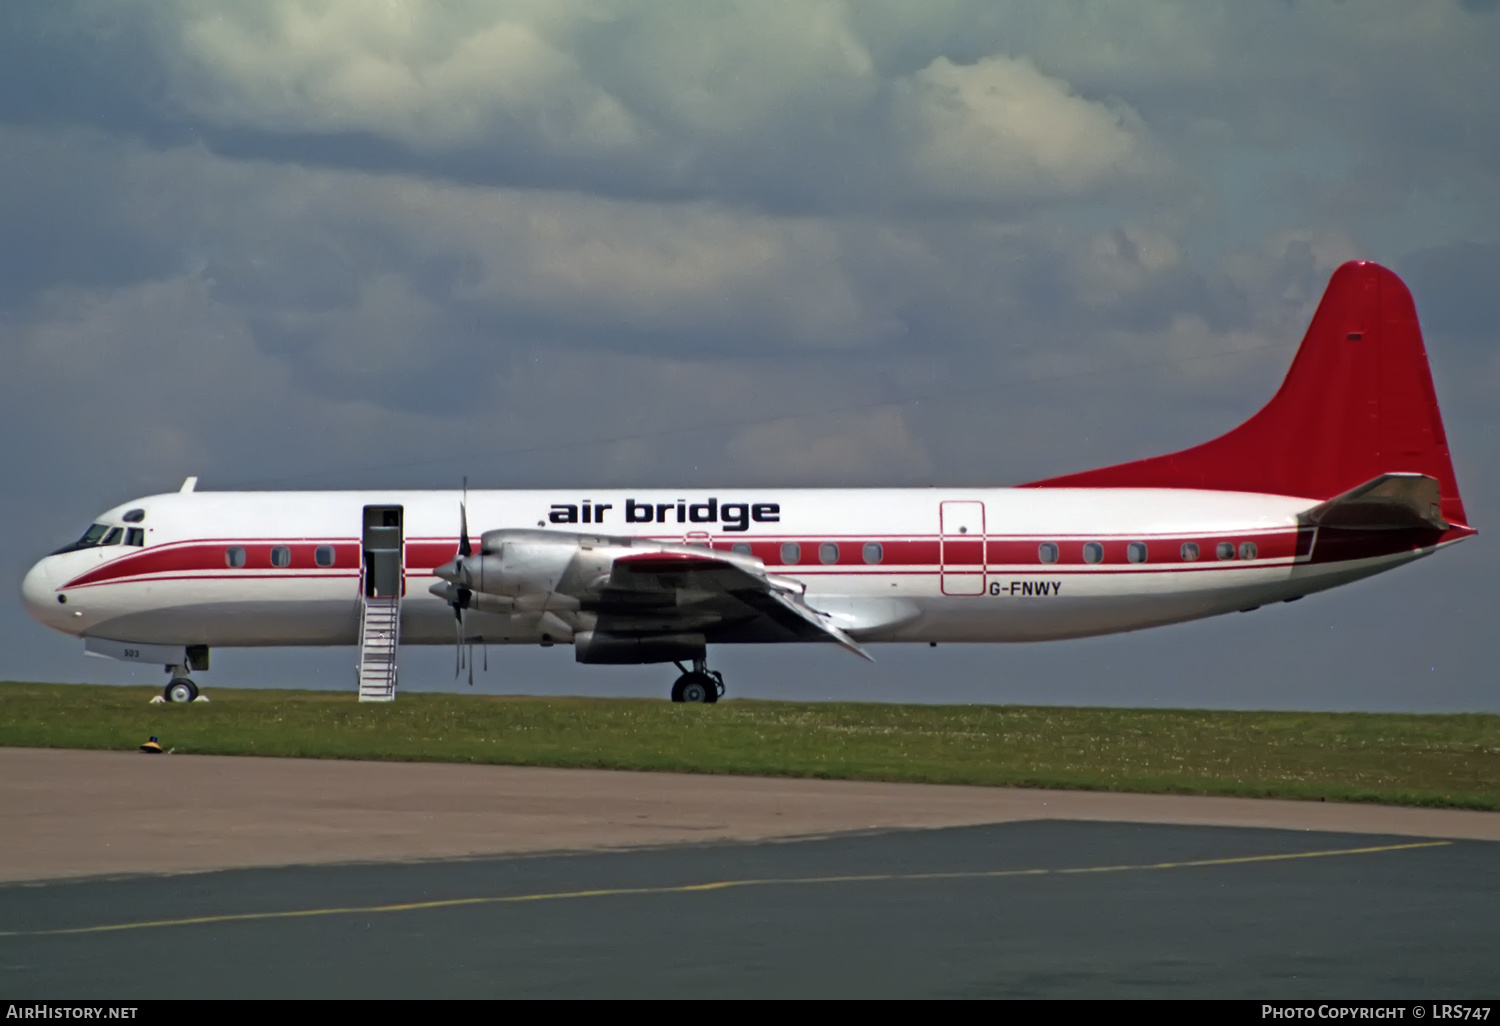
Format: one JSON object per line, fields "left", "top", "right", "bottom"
{"left": 2, "top": 748, "right": 1497, "bottom": 997}
{"left": 3, "top": 821, "right": 1497, "bottom": 998}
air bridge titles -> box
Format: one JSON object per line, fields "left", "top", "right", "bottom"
{"left": 547, "top": 499, "right": 780, "bottom": 531}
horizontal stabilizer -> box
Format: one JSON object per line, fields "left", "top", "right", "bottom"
{"left": 1300, "top": 473, "right": 1449, "bottom": 531}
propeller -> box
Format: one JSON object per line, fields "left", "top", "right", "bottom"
{"left": 451, "top": 477, "right": 474, "bottom": 683}
{"left": 430, "top": 477, "right": 491, "bottom": 687}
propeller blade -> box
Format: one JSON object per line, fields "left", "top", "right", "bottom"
{"left": 459, "top": 477, "right": 472, "bottom": 558}
{"left": 449, "top": 478, "right": 476, "bottom": 681}
{"left": 453, "top": 607, "right": 464, "bottom": 679}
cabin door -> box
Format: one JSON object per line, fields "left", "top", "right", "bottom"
{"left": 362, "top": 505, "right": 405, "bottom": 598}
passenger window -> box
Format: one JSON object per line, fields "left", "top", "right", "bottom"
{"left": 122, "top": 509, "right": 146, "bottom": 523}
{"left": 315, "top": 545, "right": 335, "bottom": 568}
{"left": 1239, "top": 541, "right": 1258, "bottom": 560}
{"left": 1216, "top": 542, "right": 1235, "bottom": 560}
{"left": 819, "top": 542, "right": 840, "bottom": 565}
{"left": 780, "top": 542, "right": 801, "bottom": 565}
{"left": 1083, "top": 542, "right": 1104, "bottom": 564}
{"left": 271, "top": 546, "right": 291, "bottom": 568}
{"left": 125, "top": 528, "right": 145, "bottom": 547}
{"left": 863, "top": 542, "right": 884, "bottom": 565}
{"left": 226, "top": 546, "right": 247, "bottom": 568}
{"left": 1127, "top": 542, "right": 1148, "bottom": 564}
{"left": 731, "top": 542, "right": 752, "bottom": 557}
{"left": 1180, "top": 542, "right": 1199, "bottom": 562}
{"left": 102, "top": 527, "right": 123, "bottom": 545}
{"left": 1038, "top": 542, "right": 1059, "bottom": 564}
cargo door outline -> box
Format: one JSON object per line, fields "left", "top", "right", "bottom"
{"left": 939, "top": 500, "right": 986, "bottom": 596}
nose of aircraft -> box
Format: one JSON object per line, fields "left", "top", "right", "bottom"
{"left": 21, "top": 557, "right": 65, "bottom": 628}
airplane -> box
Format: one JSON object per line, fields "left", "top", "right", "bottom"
{"left": 20, "top": 261, "right": 1475, "bottom": 704}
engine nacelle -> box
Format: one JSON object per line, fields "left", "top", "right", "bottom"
{"left": 486, "top": 537, "right": 577, "bottom": 595}
{"left": 437, "top": 530, "right": 611, "bottom": 599}
{"left": 573, "top": 630, "right": 706, "bottom": 665}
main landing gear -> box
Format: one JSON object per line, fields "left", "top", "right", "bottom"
{"left": 163, "top": 664, "right": 199, "bottom": 703}
{"left": 670, "top": 659, "right": 725, "bottom": 704}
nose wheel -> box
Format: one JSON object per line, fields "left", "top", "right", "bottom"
{"left": 671, "top": 659, "right": 724, "bottom": 704}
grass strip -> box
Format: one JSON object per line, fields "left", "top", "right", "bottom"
{"left": 1, "top": 682, "right": 1497, "bottom": 810}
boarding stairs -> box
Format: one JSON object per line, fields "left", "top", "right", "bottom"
{"left": 357, "top": 594, "right": 400, "bottom": 702}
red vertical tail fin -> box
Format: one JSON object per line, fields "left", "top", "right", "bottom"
{"left": 1022, "top": 260, "right": 1469, "bottom": 527}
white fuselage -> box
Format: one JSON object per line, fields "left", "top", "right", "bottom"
{"left": 20, "top": 486, "right": 1454, "bottom": 654}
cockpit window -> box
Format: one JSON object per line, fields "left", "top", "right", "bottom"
{"left": 51, "top": 524, "right": 111, "bottom": 555}
{"left": 101, "top": 527, "right": 123, "bottom": 546}
{"left": 124, "top": 528, "right": 145, "bottom": 547}
{"left": 122, "top": 509, "right": 146, "bottom": 523}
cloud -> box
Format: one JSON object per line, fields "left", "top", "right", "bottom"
{"left": 62, "top": 137, "right": 903, "bottom": 378}
{"left": 1069, "top": 222, "right": 1184, "bottom": 311}
{"left": 1397, "top": 240, "right": 1500, "bottom": 341}
{"left": 726, "top": 408, "right": 933, "bottom": 485}
{"left": 77, "top": 2, "right": 1180, "bottom": 211}
{"left": 1217, "top": 228, "right": 1363, "bottom": 336}
{"left": 601, "top": 0, "right": 877, "bottom": 139}
{"left": 167, "top": 1, "right": 638, "bottom": 154}
{"left": 0, "top": 271, "right": 450, "bottom": 496}
{"left": 0, "top": 266, "right": 926, "bottom": 498}
{"left": 42, "top": 0, "right": 1495, "bottom": 232}
{"left": 892, "top": 55, "right": 1154, "bottom": 202}
{"left": 448, "top": 192, "right": 895, "bottom": 350}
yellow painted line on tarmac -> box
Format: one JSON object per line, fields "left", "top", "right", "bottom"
{"left": 0, "top": 840, "right": 1450, "bottom": 938}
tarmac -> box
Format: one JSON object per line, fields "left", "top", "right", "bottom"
{"left": 2, "top": 748, "right": 1498, "bottom": 997}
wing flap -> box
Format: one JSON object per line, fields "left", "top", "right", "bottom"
{"left": 606, "top": 550, "right": 873, "bottom": 660}
{"left": 766, "top": 589, "right": 874, "bottom": 661}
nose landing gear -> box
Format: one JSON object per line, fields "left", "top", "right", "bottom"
{"left": 670, "top": 658, "right": 725, "bottom": 704}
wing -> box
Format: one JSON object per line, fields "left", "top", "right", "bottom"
{"left": 599, "top": 551, "right": 873, "bottom": 660}
{"left": 1299, "top": 473, "right": 1450, "bottom": 531}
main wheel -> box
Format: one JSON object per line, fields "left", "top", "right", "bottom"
{"left": 164, "top": 678, "right": 198, "bottom": 703}
{"left": 671, "top": 672, "right": 718, "bottom": 704}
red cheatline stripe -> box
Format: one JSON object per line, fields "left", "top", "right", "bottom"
{"left": 61, "top": 525, "right": 1432, "bottom": 590}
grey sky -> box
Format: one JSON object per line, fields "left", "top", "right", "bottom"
{"left": 3, "top": 1, "right": 1496, "bottom": 710}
